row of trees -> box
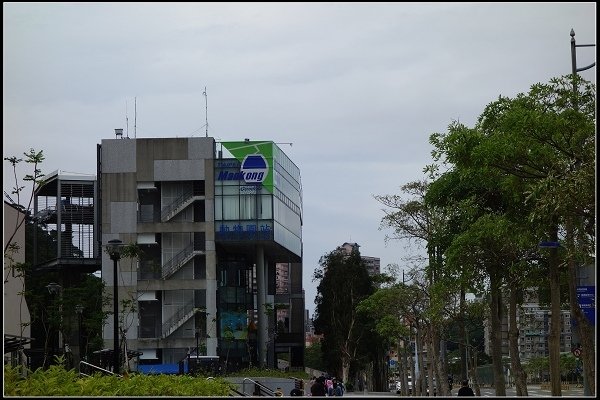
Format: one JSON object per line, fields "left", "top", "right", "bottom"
{"left": 311, "top": 75, "right": 595, "bottom": 396}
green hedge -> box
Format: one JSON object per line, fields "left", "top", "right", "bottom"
{"left": 4, "top": 365, "right": 232, "bottom": 396}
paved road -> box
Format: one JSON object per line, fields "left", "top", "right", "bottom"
{"left": 343, "top": 384, "right": 588, "bottom": 397}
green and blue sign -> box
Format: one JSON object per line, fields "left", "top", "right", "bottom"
{"left": 218, "top": 141, "right": 274, "bottom": 193}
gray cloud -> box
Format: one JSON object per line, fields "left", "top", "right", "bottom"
{"left": 3, "top": 2, "right": 596, "bottom": 317}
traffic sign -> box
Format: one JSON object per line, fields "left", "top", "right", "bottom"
{"left": 576, "top": 286, "right": 595, "bottom": 325}
{"left": 572, "top": 347, "right": 582, "bottom": 358}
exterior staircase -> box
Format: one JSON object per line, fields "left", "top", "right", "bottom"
{"left": 162, "top": 299, "right": 195, "bottom": 338}
{"left": 161, "top": 191, "right": 204, "bottom": 222}
{"left": 161, "top": 244, "right": 204, "bottom": 279}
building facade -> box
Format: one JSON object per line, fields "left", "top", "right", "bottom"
{"left": 3, "top": 201, "right": 32, "bottom": 365}
{"left": 338, "top": 242, "right": 380, "bottom": 276}
{"left": 98, "top": 137, "right": 303, "bottom": 372}
{"left": 482, "top": 290, "right": 573, "bottom": 361}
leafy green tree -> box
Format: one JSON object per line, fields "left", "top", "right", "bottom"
{"left": 313, "top": 246, "right": 374, "bottom": 383}
{"left": 357, "top": 283, "right": 418, "bottom": 394}
{"left": 304, "top": 341, "right": 326, "bottom": 372}
{"left": 468, "top": 75, "right": 595, "bottom": 396}
{"left": 375, "top": 180, "right": 457, "bottom": 396}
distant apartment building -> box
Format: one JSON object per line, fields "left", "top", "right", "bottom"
{"left": 337, "top": 242, "right": 380, "bottom": 276}
{"left": 303, "top": 311, "right": 322, "bottom": 347}
{"left": 483, "top": 290, "right": 572, "bottom": 360}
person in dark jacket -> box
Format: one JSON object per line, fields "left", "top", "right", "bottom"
{"left": 311, "top": 376, "right": 327, "bottom": 396}
{"left": 457, "top": 380, "right": 475, "bottom": 396}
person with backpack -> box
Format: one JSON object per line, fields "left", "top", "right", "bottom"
{"left": 334, "top": 381, "right": 344, "bottom": 396}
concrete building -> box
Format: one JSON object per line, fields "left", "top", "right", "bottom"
{"left": 482, "top": 290, "right": 573, "bottom": 361}
{"left": 98, "top": 137, "right": 304, "bottom": 372}
{"left": 3, "top": 201, "right": 32, "bottom": 366}
{"left": 337, "top": 242, "right": 380, "bottom": 276}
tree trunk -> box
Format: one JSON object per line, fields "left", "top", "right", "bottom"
{"left": 416, "top": 325, "right": 426, "bottom": 396}
{"left": 400, "top": 338, "right": 409, "bottom": 396}
{"left": 489, "top": 272, "right": 506, "bottom": 396}
{"left": 459, "top": 287, "right": 468, "bottom": 381}
{"left": 431, "top": 325, "right": 449, "bottom": 396}
{"left": 548, "top": 226, "right": 562, "bottom": 396}
{"left": 566, "top": 218, "right": 595, "bottom": 396}
{"left": 471, "top": 347, "right": 481, "bottom": 397}
{"left": 426, "top": 332, "right": 435, "bottom": 396}
{"left": 508, "top": 284, "right": 528, "bottom": 396}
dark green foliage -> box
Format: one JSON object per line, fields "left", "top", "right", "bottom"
{"left": 304, "top": 342, "right": 326, "bottom": 372}
{"left": 313, "top": 246, "right": 374, "bottom": 378}
{"left": 4, "top": 364, "right": 233, "bottom": 396}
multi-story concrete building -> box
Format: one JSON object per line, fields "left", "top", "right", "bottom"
{"left": 3, "top": 201, "right": 32, "bottom": 366}
{"left": 98, "top": 137, "right": 304, "bottom": 372}
{"left": 516, "top": 291, "right": 572, "bottom": 360}
{"left": 483, "top": 290, "right": 572, "bottom": 361}
{"left": 337, "top": 242, "right": 380, "bottom": 276}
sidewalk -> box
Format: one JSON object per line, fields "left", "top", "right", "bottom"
{"left": 345, "top": 383, "right": 589, "bottom": 397}
{"left": 456, "top": 383, "right": 587, "bottom": 397}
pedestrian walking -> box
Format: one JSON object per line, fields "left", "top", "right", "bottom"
{"left": 311, "top": 376, "right": 327, "bottom": 396}
{"left": 457, "top": 379, "right": 475, "bottom": 396}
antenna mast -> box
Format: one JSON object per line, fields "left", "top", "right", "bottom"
{"left": 203, "top": 87, "right": 208, "bottom": 137}
{"left": 134, "top": 96, "right": 137, "bottom": 138}
{"left": 126, "top": 100, "right": 129, "bottom": 138}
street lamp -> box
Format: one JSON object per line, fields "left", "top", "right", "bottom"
{"left": 46, "top": 282, "right": 62, "bottom": 364}
{"left": 46, "top": 282, "right": 61, "bottom": 295}
{"left": 570, "top": 29, "right": 596, "bottom": 100}
{"left": 106, "top": 239, "right": 124, "bottom": 373}
{"left": 75, "top": 304, "right": 84, "bottom": 366}
{"left": 569, "top": 29, "right": 595, "bottom": 397}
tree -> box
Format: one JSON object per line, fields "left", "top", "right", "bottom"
{"left": 313, "top": 245, "right": 374, "bottom": 383}
{"left": 357, "top": 283, "right": 421, "bottom": 395}
{"left": 426, "top": 74, "right": 595, "bottom": 396}
{"left": 473, "top": 75, "right": 596, "bottom": 396}
{"left": 375, "top": 180, "right": 457, "bottom": 396}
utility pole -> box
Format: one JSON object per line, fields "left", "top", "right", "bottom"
{"left": 569, "top": 29, "right": 595, "bottom": 397}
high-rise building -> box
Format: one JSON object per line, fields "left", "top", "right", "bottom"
{"left": 98, "top": 137, "right": 304, "bottom": 372}
{"left": 337, "top": 242, "right": 380, "bottom": 276}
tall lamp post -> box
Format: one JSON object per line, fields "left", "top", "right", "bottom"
{"left": 75, "top": 304, "right": 84, "bottom": 367}
{"left": 106, "top": 239, "right": 124, "bottom": 373}
{"left": 569, "top": 29, "right": 595, "bottom": 397}
{"left": 570, "top": 29, "right": 596, "bottom": 100}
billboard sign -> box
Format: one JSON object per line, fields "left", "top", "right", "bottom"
{"left": 218, "top": 141, "right": 274, "bottom": 193}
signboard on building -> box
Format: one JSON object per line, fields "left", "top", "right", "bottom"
{"left": 576, "top": 285, "right": 595, "bottom": 325}
{"left": 218, "top": 141, "right": 274, "bottom": 193}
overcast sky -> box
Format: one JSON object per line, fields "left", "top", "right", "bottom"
{"left": 3, "top": 2, "right": 596, "bottom": 317}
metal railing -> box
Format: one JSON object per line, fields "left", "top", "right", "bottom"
{"left": 242, "top": 377, "right": 276, "bottom": 397}
{"left": 161, "top": 299, "right": 195, "bottom": 338}
{"left": 79, "top": 360, "right": 121, "bottom": 378}
{"left": 206, "top": 377, "right": 249, "bottom": 397}
{"left": 161, "top": 190, "right": 194, "bottom": 222}
{"left": 162, "top": 243, "right": 196, "bottom": 279}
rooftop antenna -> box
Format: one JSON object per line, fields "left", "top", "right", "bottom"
{"left": 126, "top": 100, "right": 129, "bottom": 138}
{"left": 203, "top": 87, "right": 208, "bottom": 137}
{"left": 134, "top": 96, "right": 137, "bottom": 138}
